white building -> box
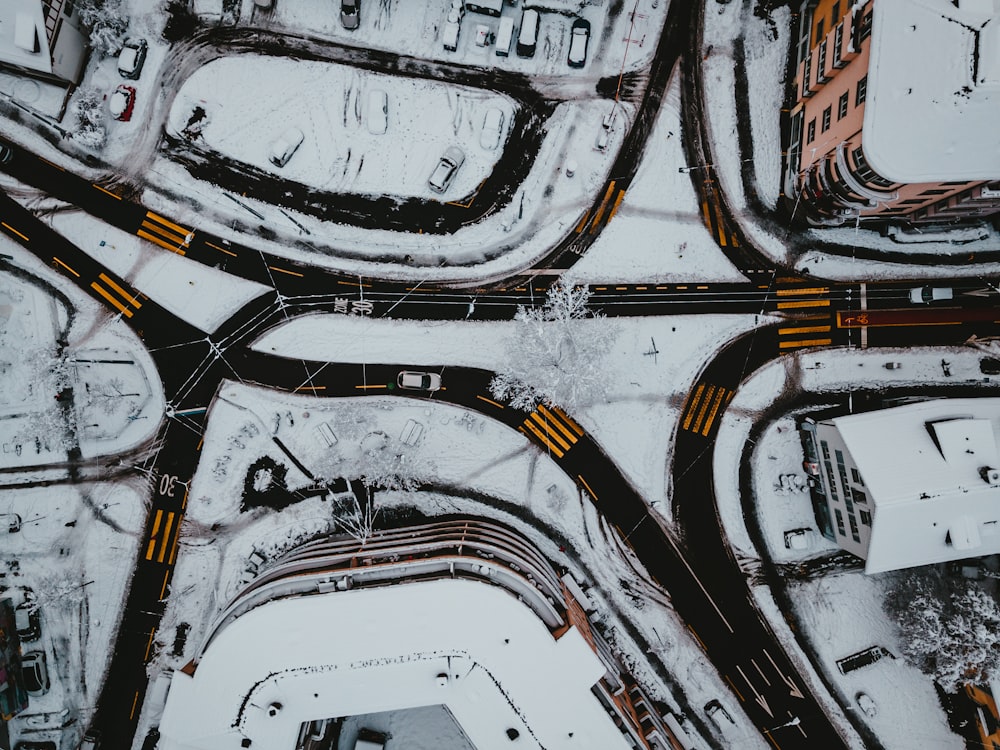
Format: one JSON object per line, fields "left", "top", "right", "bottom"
{"left": 800, "top": 398, "right": 1000, "bottom": 574}
{"left": 0, "top": 0, "right": 89, "bottom": 86}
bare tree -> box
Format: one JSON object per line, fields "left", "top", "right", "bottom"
{"left": 83, "top": 376, "right": 139, "bottom": 416}
{"left": 490, "top": 282, "right": 618, "bottom": 412}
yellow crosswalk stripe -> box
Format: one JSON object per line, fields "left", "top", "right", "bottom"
{"left": 91, "top": 282, "right": 133, "bottom": 318}
{"left": 605, "top": 189, "right": 626, "bottom": 224}
{"left": 146, "top": 211, "right": 191, "bottom": 238}
{"left": 99, "top": 273, "right": 141, "bottom": 309}
{"left": 779, "top": 338, "right": 832, "bottom": 350}
{"left": 529, "top": 412, "right": 571, "bottom": 451}
{"left": 550, "top": 405, "right": 584, "bottom": 436}
{"left": 519, "top": 423, "right": 564, "bottom": 458}
{"left": 778, "top": 324, "right": 831, "bottom": 335}
{"left": 691, "top": 385, "right": 717, "bottom": 433}
{"left": 145, "top": 510, "right": 163, "bottom": 560}
{"left": 777, "top": 299, "right": 830, "bottom": 309}
{"left": 536, "top": 405, "right": 577, "bottom": 444}
{"left": 137, "top": 229, "right": 187, "bottom": 255}
{"left": 682, "top": 384, "right": 706, "bottom": 431}
{"left": 701, "top": 387, "right": 729, "bottom": 437}
{"left": 157, "top": 512, "right": 175, "bottom": 563}
{"left": 775, "top": 287, "right": 829, "bottom": 296}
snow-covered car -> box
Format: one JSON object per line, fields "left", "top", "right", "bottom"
{"left": 15, "top": 601, "right": 40, "bottom": 641}
{"left": 117, "top": 38, "right": 147, "bottom": 80}
{"left": 784, "top": 528, "right": 813, "bottom": 550}
{"left": 909, "top": 285, "right": 953, "bottom": 304}
{"left": 396, "top": 371, "right": 442, "bottom": 391}
{"left": 705, "top": 699, "right": 735, "bottom": 729}
{"left": 22, "top": 651, "right": 49, "bottom": 696}
{"left": 355, "top": 728, "right": 387, "bottom": 750}
{"left": 269, "top": 127, "right": 304, "bottom": 167}
{"left": 567, "top": 18, "right": 590, "bottom": 68}
{"left": 428, "top": 146, "right": 465, "bottom": 193}
{"left": 341, "top": 0, "right": 360, "bottom": 29}
{"left": 480, "top": 108, "right": 504, "bottom": 150}
{"left": 367, "top": 90, "right": 388, "bottom": 135}
{"left": 80, "top": 732, "right": 101, "bottom": 750}
{"left": 856, "top": 692, "right": 878, "bottom": 718}
{"left": 109, "top": 85, "right": 136, "bottom": 122}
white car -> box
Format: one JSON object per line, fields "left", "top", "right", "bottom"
{"left": 397, "top": 371, "right": 442, "bottom": 391}
{"left": 269, "top": 127, "right": 304, "bottom": 167}
{"left": 909, "top": 286, "right": 953, "bottom": 304}
{"left": 480, "top": 108, "right": 505, "bottom": 150}
{"left": 367, "top": 90, "right": 388, "bottom": 135}
{"left": 428, "top": 146, "right": 465, "bottom": 193}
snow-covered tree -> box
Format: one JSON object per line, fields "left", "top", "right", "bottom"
{"left": 15, "top": 346, "right": 77, "bottom": 452}
{"left": 886, "top": 569, "right": 1000, "bottom": 690}
{"left": 70, "top": 87, "right": 107, "bottom": 148}
{"left": 490, "top": 282, "right": 618, "bottom": 412}
{"left": 76, "top": 0, "right": 128, "bottom": 57}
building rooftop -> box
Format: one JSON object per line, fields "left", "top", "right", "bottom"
{"left": 0, "top": 1, "right": 53, "bottom": 76}
{"left": 864, "top": 0, "right": 1000, "bottom": 183}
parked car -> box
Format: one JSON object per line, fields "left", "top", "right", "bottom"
{"left": 117, "top": 38, "right": 147, "bottom": 79}
{"left": 269, "top": 127, "right": 304, "bottom": 167}
{"left": 22, "top": 651, "right": 50, "bottom": 696}
{"left": 80, "top": 731, "right": 101, "bottom": 750}
{"left": 397, "top": 371, "right": 442, "bottom": 391}
{"left": 109, "top": 85, "right": 136, "bottom": 122}
{"left": 367, "top": 89, "right": 388, "bottom": 135}
{"left": 567, "top": 18, "right": 590, "bottom": 68}
{"left": 909, "top": 285, "right": 953, "bottom": 304}
{"left": 14, "top": 742, "right": 57, "bottom": 750}
{"left": 341, "top": 0, "right": 360, "bottom": 29}
{"left": 705, "top": 699, "right": 735, "bottom": 729}
{"left": 428, "top": 146, "right": 465, "bottom": 193}
{"left": 856, "top": 692, "right": 878, "bottom": 718}
{"left": 355, "top": 728, "right": 387, "bottom": 750}
{"left": 0, "top": 141, "right": 13, "bottom": 165}
{"left": 480, "top": 108, "right": 504, "bottom": 150}
{"left": 981, "top": 357, "right": 1000, "bottom": 375}
{"left": 15, "top": 601, "right": 40, "bottom": 641}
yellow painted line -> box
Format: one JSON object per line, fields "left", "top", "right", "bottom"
{"left": 336, "top": 279, "right": 372, "bottom": 288}
{"left": 776, "top": 277, "right": 803, "bottom": 284}
{"left": 589, "top": 180, "right": 618, "bottom": 233}
{"left": 137, "top": 229, "right": 186, "bottom": 256}
{"left": 53, "top": 257, "right": 80, "bottom": 277}
{"left": 159, "top": 569, "right": 170, "bottom": 600}
{"left": 168, "top": 519, "right": 182, "bottom": 565}
{"left": 146, "top": 211, "right": 190, "bottom": 237}
{"left": 681, "top": 384, "right": 705, "bottom": 431}
{"left": 476, "top": 394, "right": 504, "bottom": 409}
{"left": 687, "top": 625, "right": 706, "bottom": 652}
{"left": 779, "top": 338, "right": 832, "bottom": 349}
{"left": 520, "top": 421, "right": 565, "bottom": 458}
{"left": 764, "top": 731, "right": 784, "bottom": 750}
{"left": 144, "top": 628, "right": 156, "bottom": 661}
{"left": 197, "top": 436, "right": 204, "bottom": 451}
{"left": 776, "top": 286, "right": 828, "bottom": 296}
{"left": 550, "top": 405, "right": 584, "bottom": 436}
{"left": 91, "top": 282, "right": 133, "bottom": 318}
{"left": 157, "top": 512, "right": 175, "bottom": 563}
{"left": 268, "top": 265, "right": 303, "bottom": 277}
{"left": 691, "top": 385, "right": 717, "bottom": 433}
{"left": 99, "top": 273, "right": 141, "bottom": 309}
{"left": 182, "top": 486, "right": 189, "bottom": 511}
{"left": 92, "top": 184, "right": 122, "bottom": 200}
{"left": 594, "top": 286, "right": 607, "bottom": 291}
{"left": 605, "top": 188, "right": 626, "bottom": 223}
{"left": 701, "top": 200, "right": 712, "bottom": 227}
{"left": 656, "top": 285, "right": 668, "bottom": 290}
{"left": 206, "top": 241, "right": 237, "bottom": 257}
{"left": 677, "top": 285, "right": 688, "bottom": 290}
{"left": 39, "top": 156, "right": 65, "bottom": 171}
{"left": 537, "top": 404, "right": 578, "bottom": 444}
{"left": 354, "top": 384, "right": 386, "bottom": 390}
{"left": 130, "top": 690, "right": 140, "bottom": 720}
{"left": 1, "top": 222, "right": 29, "bottom": 242}
{"left": 145, "top": 510, "right": 163, "bottom": 560}
{"left": 778, "top": 324, "right": 831, "bottom": 335}
{"left": 636, "top": 286, "right": 647, "bottom": 291}
{"left": 577, "top": 474, "right": 598, "bottom": 500}
{"left": 574, "top": 210, "right": 591, "bottom": 234}
{"left": 529, "top": 413, "right": 571, "bottom": 451}
{"left": 700, "top": 387, "right": 729, "bottom": 437}
{"left": 697, "top": 285, "right": 709, "bottom": 290}
{"left": 776, "top": 299, "right": 830, "bottom": 309}
{"left": 615, "top": 286, "right": 628, "bottom": 291}
{"left": 724, "top": 674, "right": 745, "bottom": 702}
{"left": 712, "top": 197, "right": 728, "bottom": 247}
{"left": 140, "top": 220, "right": 186, "bottom": 247}
{"left": 295, "top": 385, "right": 326, "bottom": 391}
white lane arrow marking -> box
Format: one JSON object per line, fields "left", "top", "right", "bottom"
{"left": 737, "top": 665, "right": 773, "bottom": 717}
{"left": 763, "top": 649, "right": 805, "bottom": 699}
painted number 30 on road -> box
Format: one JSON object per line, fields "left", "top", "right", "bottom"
{"left": 159, "top": 474, "right": 180, "bottom": 498}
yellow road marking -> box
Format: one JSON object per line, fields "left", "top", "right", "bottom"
{"left": 682, "top": 384, "right": 705, "bottom": 431}
{"left": 140, "top": 220, "right": 185, "bottom": 246}
{"left": 636, "top": 286, "right": 647, "bottom": 290}
{"left": 99, "top": 273, "right": 141, "bottom": 309}
{"left": 168, "top": 520, "right": 181, "bottom": 565}
{"left": 551, "top": 405, "right": 584, "bottom": 436}
{"left": 778, "top": 324, "right": 831, "bottom": 335}
{"left": 91, "top": 282, "right": 133, "bottom": 318}
{"left": 776, "top": 299, "right": 830, "bottom": 309}
{"left": 130, "top": 690, "right": 140, "bottom": 720}
{"left": 295, "top": 385, "right": 326, "bottom": 391}
{"left": 574, "top": 210, "right": 591, "bottom": 234}
{"left": 775, "top": 287, "right": 828, "bottom": 296}
{"left": 529, "top": 413, "right": 571, "bottom": 451}
{"left": 606, "top": 188, "right": 626, "bottom": 224}
{"left": 268, "top": 265, "right": 303, "bottom": 277}
{"left": 476, "top": 394, "right": 504, "bottom": 409}
{"left": 712, "top": 197, "right": 728, "bottom": 247}
{"left": 145, "top": 510, "right": 163, "bottom": 560}
{"left": 137, "top": 229, "right": 186, "bottom": 255}
{"left": 589, "top": 181, "right": 618, "bottom": 233}
{"left": 146, "top": 211, "right": 190, "bottom": 237}
{"left": 53, "top": 257, "right": 80, "bottom": 277}
{"left": 577, "top": 474, "right": 598, "bottom": 500}
{"left": 519, "top": 422, "right": 565, "bottom": 458}
{"left": 1, "top": 222, "right": 29, "bottom": 242}
{"left": 688, "top": 625, "right": 706, "bottom": 652}
{"left": 206, "top": 241, "right": 237, "bottom": 257}
{"left": 157, "top": 512, "right": 175, "bottom": 563}
{"left": 779, "top": 338, "right": 832, "bottom": 349}
{"left": 92, "top": 184, "right": 122, "bottom": 200}
{"left": 144, "top": 628, "right": 156, "bottom": 661}
{"left": 354, "top": 384, "right": 386, "bottom": 390}
{"left": 724, "top": 674, "right": 745, "bottom": 702}
{"left": 159, "top": 569, "right": 170, "bottom": 600}
{"left": 39, "top": 156, "right": 65, "bottom": 171}
{"left": 691, "top": 385, "right": 717, "bottom": 433}
{"left": 701, "top": 387, "right": 729, "bottom": 436}
{"left": 336, "top": 280, "right": 372, "bottom": 288}
{"left": 537, "top": 404, "right": 577, "bottom": 444}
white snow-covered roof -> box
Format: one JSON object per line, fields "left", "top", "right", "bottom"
{"left": 863, "top": 0, "right": 1000, "bottom": 183}
{"left": 0, "top": 0, "right": 51, "bottom": 74}
{"left": 828, "top": 398, "right": 1000, "bottom": 573}
{"left": 158, "top": 578, "right": 637, "bottom": 750}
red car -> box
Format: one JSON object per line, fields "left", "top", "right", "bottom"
{"left": 109, "top": 84, "right": 136, "bottom": 121}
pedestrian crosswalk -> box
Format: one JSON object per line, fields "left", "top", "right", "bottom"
{"left": 575, "top": 180, "right": 626, "bottom": 235}
{"left": 518, "top": 403, "right": 584, "bottom": 458}
{"left": 774, "top": 285, "right": 833, "bottom": 351}
{"left": 90, "top": 272, "right": 143, "bottom": 319}
{"left": 137, "top": 211, "right": 194, "bottom": 255}
{"left": 680, "top": 383, "right": 734, "bottom": 438}
{"left": 700, "top": 181, "right": 740, "bottom": 248}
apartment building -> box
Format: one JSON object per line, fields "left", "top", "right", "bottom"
{"left": 0, "top": 0, "right": 89, "bottom": 86}
{"left": 786, "top": 0, "right": 1000, "bottom": 227}
{"left": 799, "top": 399, "right": 1000, "bottom": 574}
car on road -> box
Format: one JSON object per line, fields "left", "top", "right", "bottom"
{"left": 0, "top": 141, "right": 14, "bottom": 165}
{"left": 22, "top": 651, "right": 50, "bottom": 696}
{"left": 367, "top": 89, "right": 388, "bottom": 135}
{"left": 909, "top": 285, "right": 953, "bottom": 304}
{"left": 341, "top": 0, "right": 360, "bottom": 29}
{"left": 269, "top": 127, "right": 304, "bottom": 167}
{"left": 567, "top": 18, "right": 591, "bottom": 68}
{"left": 117, "top": 38, "right": 147, "bottom": 79}
{"left": 480, "top": 108, "right": 504, "bottom": 150}
{"left": 397, "top": 371, "right": 442, "bottom": 391}
{"left": 15, "top": 601, "right": 40, "bottom": 641}
{"left": 109, "top": 84, "right": 136, "bottom": 122}
{"left": 428, "top": 146, "right": 465, "bottom": 193}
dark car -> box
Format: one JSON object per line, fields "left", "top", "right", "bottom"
{"left": 341, "top": 0, "right": 359, "bottom": 29}
{"left": 981, "top": 357, "right": 1000, "bottom": 375}
{"left": 22, "top": 651, "right": 50, "bottom": 696}
{"left": 567, "top": 18, "right": 590, "bottom": 68}
{"left": 117, "top": 38, "right": 147, "bottom": 79}
{"left": 15, "top": 742, "right": 57, "bottom": 750}
{"left": 0, "top": 141, "right": 12, "bottom": 165}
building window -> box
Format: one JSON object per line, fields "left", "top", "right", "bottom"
{"left": 898, "top": 199, "right": 927, "bottom": 205}
{"left": 833, "top": 25, "right": 844, "bottom": 66}
{"left": 854, "top": 489, "right": 868, "bottom": 506}
{"left": 859, "top": 509, "right": 871, "bottom": 526}
{"left": 807, "top": 118, "right": 816, "bottom": 143}
{"left": 852, "top": 146, "right": 895, "bottom": 188}
{"left": 821, "top": 106, "right": 832, "bottom": 132}
{"left": 838, "top": 91, "right": 849, "bottom": 119}
{"left": 834, "top": 509, "right": 846, "bottom": 537}
{"left": 816, "top": 18, "right": 825, "bottom": 44}
{"left": 858, "top": 11, "right": 872, "bottom": 43}
{"left": 856, "top": 75, "right": 867, "bottom": 105}
{"left": 850, "top": 467, "right": 864, "bottom": 486}
{"left": 919, "top": 188, "right": 949, "bottom": 196}
{"left": 818, "top": 40, "right": 827, "bottom": 73}
{"left": 831, "top": 1, "right": 840, "bottom": 25}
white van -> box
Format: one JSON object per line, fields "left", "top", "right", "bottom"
{"left": 269, "top": 127, "right": 304, "bottom": 167}
{"left": 355, "top": 728, "right": 387, "bottom": 750}
{"left": 517, "top": 9, "right": 539, "bottom": 57}
{"left": 495, "top": 16, "right": 514, "bottom": 56}
{"left": 443, "top": 19, "right": 460, "bottom": 51}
